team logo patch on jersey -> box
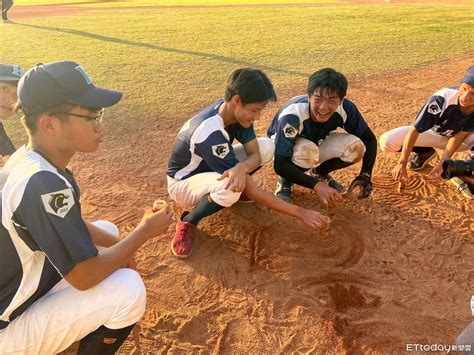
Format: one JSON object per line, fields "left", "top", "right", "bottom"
{"left": 212, "top": 143, "right": 229, "bottom": 159}
{"left": 283, "top": 123, "right": 298, "bottom": 138}
{"left": 427, "top": 101, "right": 441, "bottom": 115}
{"left": 41, "top": 188, "right": 75, "bottom": 218}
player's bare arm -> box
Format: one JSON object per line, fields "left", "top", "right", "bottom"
{"left": 392, "top": 126, "right": 420, "bottom": 181}
{"left": 218, "top": 138, "right": 261, "bottom": 192}
{"left": 427, "top": 131, "right": 470, "bottom": 181}
{"left": 244, "top": 175, "right": 329, "bottom": 230}
{"left": 313, "top": 181, "right": 342, "bottom": 208}
{"left": 240, "top": 138, "right": 262, "bottom": 171}
{"left": 85, "top": 220, "right": 120, "bottom": 247}
{"left": 65, "top": 206, "right": 173, "bottom": 291}
{"left": 218, "top": 163, "right": 248, "bottom": 192}
{"left": 86, "top": 220, "right": 138, "bottom": 269}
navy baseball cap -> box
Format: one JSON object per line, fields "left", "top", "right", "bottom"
{"left": 0, "top": 64, "right": 24, "bottom": 81}
{"left": 460, "top": 65, "right": 474, "bottom": 86}
{"left": 18, "top": 61, "right": 122, "bottom": 115}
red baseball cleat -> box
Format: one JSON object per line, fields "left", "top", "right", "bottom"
{"left": 171, "top": 212, "right": 196, "bottom": 258}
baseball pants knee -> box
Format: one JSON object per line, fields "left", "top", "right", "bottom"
{"left": 168, "top": 172, "right": 241, "bottom": 208}
{"left": 167, "top": 137, "right": 274, "bottom": 207}
{"left": 233, "top": 137, "right": 275, "bottom": 166}
{"left": 291, "top": 132, "right": 365, "bottom": 169}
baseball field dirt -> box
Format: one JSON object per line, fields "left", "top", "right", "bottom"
{"left": 63, "top": 55, "right": 472, "bottom": 354}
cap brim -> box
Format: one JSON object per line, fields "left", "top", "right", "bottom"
{"left": 69, "top": 86, "right": 123, "bottom": 108}
{"left": 460, "top": 77, "right": 474, "bottom": 86}
{"left": 0, "top": 76, "right": 21, "bottom": 81}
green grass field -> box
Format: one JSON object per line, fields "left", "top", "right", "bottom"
{"left": 2, "top": 1, "right": 473, "bottom": 132}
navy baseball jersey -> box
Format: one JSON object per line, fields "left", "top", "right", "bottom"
{"left": 414, "top": 87, "right": 474, "bottom": 136}
{"left": 267, "top": 95, "right": 369, "bottom": 157}
{"left": 0, "top": 150, "right": 97, "bottom": 328}
{"left": 167, "top": 98, "right": 256, "bottom": 180}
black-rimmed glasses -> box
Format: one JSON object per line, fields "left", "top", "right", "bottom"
{"left": 52, "top": 108, "right": 104, "bottom": 124}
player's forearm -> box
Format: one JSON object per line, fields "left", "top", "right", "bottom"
{"left": 65, "top": 227, "right": 150, "bottom": 290}
{"left": 399, "top": 128, "right": 420, "bottom": 164}
{"left": 244, "top": 175, "right": 301, "bottom": 218}
{"left": 274, "top": 155, "right": 320, "bottom": 189}
{"left": 86, "top": 221, "right": 120, "bottom": 247}
{"left": 237, "top": 152, "right": 261, "bottom": 173}
{"left": 359, "top": 128, "right": 377, "bottom": 175}
{"left": 440, "top": 132, "right": 469, "bottom": 162}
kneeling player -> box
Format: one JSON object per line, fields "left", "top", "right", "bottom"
{"left": 167, "top": 68, "right": 329, "bottom": 258}
{"left": 268, "top": 68, "right": 377, "bottom": 204}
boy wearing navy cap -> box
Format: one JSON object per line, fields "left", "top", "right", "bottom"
{"left": 0, "top": 63, "right": 23, "bottom": 162}
{"left": 380, "top": 65, "right": 474, "bottom": 194}
{"left": 0, "top": 61, "right": 174, "bottom": 353}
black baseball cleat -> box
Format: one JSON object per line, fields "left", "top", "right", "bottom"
{"left": 408, "top": 148, "right": 437, "bottom": 170}
{"left": 310, "top": 169, "right": 347, "bottom": 194}
{"left": 275, "top": 177, "right": 293, "bottom": 203}
{"left": 325, "top": 175, "right": 347, "bottom": 194}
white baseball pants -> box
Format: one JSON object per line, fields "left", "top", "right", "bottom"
{"left": 289, "top": 132, "right": 366, "bottom": 170}
{"left": 379, "top": 126, "right": 474, "bottom": 152}
{"left": 0, "top": 221, "right": 146, "bottom": 355}
{"left": 168, "top": 137, "right": 274, "bottom": 208}
{"left": 457, "top": 320, "right": 474, "bottom": 355}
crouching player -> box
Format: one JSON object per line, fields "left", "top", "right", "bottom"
{"left": 0, "top": 61, "right": 173, "bottom": 354}
{"left": 268, "top": 68, "right": 377, "bottom": 204}
{"left": 380, "top": 65, "right": 474, "bottom": 188}
{"left": 167, "top": 68, "right": 329, "bottom": 258}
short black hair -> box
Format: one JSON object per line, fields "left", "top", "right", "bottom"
{"left": 224, "top": 68, "right": 276, "bottom": 105}
{"left": 307, "top": 68, "right": 348, "bottom": 99}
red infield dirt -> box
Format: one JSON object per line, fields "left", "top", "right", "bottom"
{"left": 50, "top": 56, "right": 473, "bottom": 354}
{"left": 7, "top": 5, "right": 88, "bottom": 19}
{"left": 7, "top": 0, "right": 468, "bottom": 20}
{"left": 4, "top": 2, "right": 474, "bottom": 354}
